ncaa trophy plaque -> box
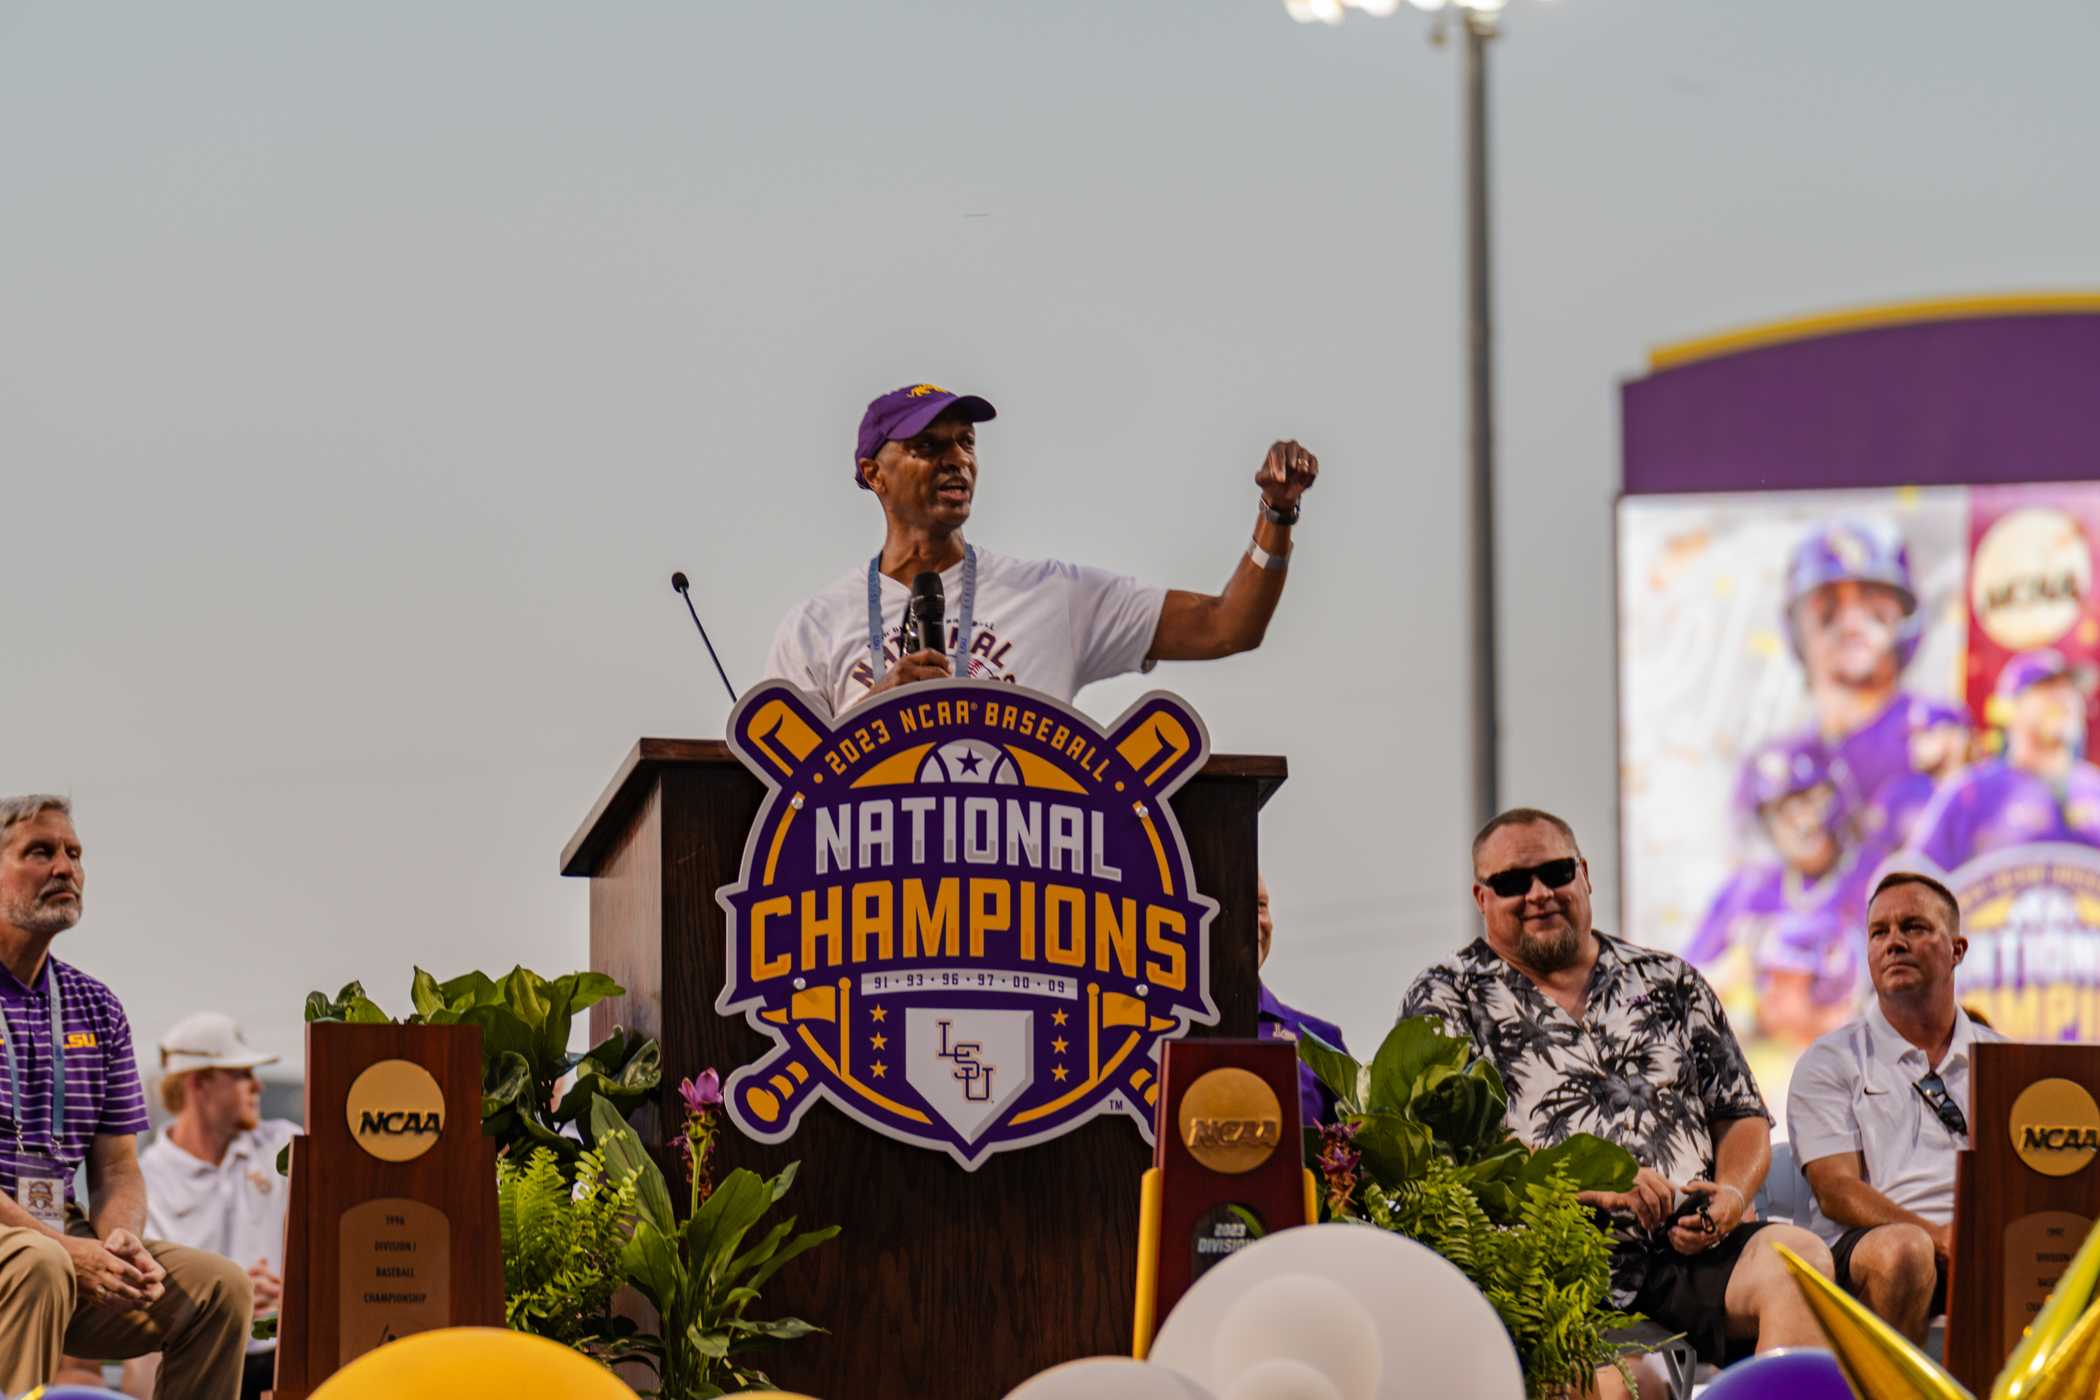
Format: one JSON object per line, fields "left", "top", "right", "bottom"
{"left": 273, "top": 1022, "right": 503, "bottom": 1398}
{"left": 1130, "top": 1038, "right": 1316, "bottom": 1355}
{"left": 1946, "top": 1041, "right": 2100, "bottom": 1390}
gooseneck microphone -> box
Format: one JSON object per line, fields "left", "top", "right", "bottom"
{"left": 669, "top": 571, "right": 738, "bottom": 705}
{"left": 906, "top": 570, "right": 945, "bottom": 658}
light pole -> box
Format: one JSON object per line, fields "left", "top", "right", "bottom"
{"left": 1287, "top": 0, "right": 1527, "bottom": 834}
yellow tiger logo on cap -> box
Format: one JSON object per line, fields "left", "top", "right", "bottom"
{"left": 906, "top": 383, "right": 948, "bottom": 397}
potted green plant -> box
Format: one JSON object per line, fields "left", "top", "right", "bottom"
{"left": 304, "top": 965, "right": 661, "bottom": 1172}
{"left": 591, "top": 1092, "right": 839, "bottom": 1398}
{"left": 1299, "top": 1015, "right": 1652, "bottom": 1399}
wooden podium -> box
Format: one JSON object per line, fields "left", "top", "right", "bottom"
{"left": 273, "top": 1023, "right": 505, "bottom": 1399}
{"left": 1945, "top": 1041, "right": 2100, "bottom": 1392}
{"left": 562, "top": 737, "right": 1283, "bottom": 1399}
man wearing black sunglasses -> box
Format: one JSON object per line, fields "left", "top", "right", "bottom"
{"left": 1787, "top": 870, "right": 2002, "bottom": 1344}
{"left": 1404, "top": 808, "right": 1834, "bottom": 1394}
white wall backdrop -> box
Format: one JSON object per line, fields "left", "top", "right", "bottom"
{"left": 2, "top": 0, "right": 2096, "bottom": 1075}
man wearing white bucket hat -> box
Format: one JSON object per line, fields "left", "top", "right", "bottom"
{"left": 130, "top": 1012, "right": 297, "bottom": 1400}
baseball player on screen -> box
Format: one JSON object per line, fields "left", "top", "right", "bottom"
{"left": 1908, "top": 648, "right": 2100, "bottom": 869}
{"left": 1781, "top": 519, "right": 1970, "bottom": 848}
{"left": 1688, "top": 736, "right": 1871, "bottom": 1043}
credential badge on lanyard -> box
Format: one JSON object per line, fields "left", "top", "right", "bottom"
{"left": 866, "top": 543, "right": 977, "bottom": 683}
{"left": 0, "top": 974, "right": 69, "bottom": 1229}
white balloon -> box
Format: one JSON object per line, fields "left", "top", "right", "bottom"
{"left": 1149, "top": 1223, "right": 1524, "bottom": 1399}
{"left": 1213, "top": 1274, "right": 1380, "bottom": 1400}
{"left": 1223, "top": 1359, "right": 1346, "bottom": 1400}
{"left": 1002, "top": 1356, "right": 1217, "bottom": 1400}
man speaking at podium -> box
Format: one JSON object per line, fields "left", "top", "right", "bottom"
{"left": 764, "top": 383, "right": 1320, "bottom": 717}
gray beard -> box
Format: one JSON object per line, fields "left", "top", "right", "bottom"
{"left": 1, "top": 896, "right": 80, "bottom": 938}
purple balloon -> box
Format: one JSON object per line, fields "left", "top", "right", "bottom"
{"left": 1699, "top": 1349, "right": 1855, "bottom": 1400}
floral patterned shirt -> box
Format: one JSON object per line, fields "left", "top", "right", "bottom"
{"left": 1401, "top": 933, "right": 1771, "bottom": 1298}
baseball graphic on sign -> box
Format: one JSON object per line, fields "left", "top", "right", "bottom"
{"left": 715, "top": 679, "right": 1220, "bottom": 1168}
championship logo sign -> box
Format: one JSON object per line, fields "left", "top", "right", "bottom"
{"left": 714, "top": 680, "right": 1220, "bottom": 1168}
{"left": 1949, "top": 842, "right": 2100, "bottom": 1042}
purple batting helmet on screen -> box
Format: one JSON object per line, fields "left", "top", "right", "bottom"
{"left": 852, "top": 383, "right": 998, "bottom": 488}
{"left": 1735, "top": 735, "right": 1849, "bottom": 832}
{"left": 1994, "top": 647, "right": 2081, "bottom": 700}
{"left": 1783, "top": 518, "right": 1923, "bottom": 670}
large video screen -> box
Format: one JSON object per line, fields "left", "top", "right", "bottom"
{"left": 1618, "top": 483, "right": 2100, "bottom": 1112}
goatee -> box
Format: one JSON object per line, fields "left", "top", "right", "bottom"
{"left": 1519, "top": 923, "right": 1582, "bottom": 974}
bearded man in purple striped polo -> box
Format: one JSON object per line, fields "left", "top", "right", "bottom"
{"left": 0, "top": 794, "right": 252, "bottom": 1398}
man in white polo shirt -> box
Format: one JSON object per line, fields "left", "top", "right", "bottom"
{"left": 133, "top": 1013, "right": 297, "bottom": 1400}
{"left": 1786, "top": 870, "right": 2002, "bottom": 1344}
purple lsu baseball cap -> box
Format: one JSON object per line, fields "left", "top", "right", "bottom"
{"left": 1996, "top": 648, "right": 2082, "bottom": 699}
{"left": 853, "top": 383, "right": 997, "bottom": 488}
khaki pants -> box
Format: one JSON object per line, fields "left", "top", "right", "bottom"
{"left": 0, "top": 1224, "right": 253, "bottom": 1399}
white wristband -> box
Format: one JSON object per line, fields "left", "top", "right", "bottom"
{"left": 1247, "top": 539, "right": 1290, "bottom": 573}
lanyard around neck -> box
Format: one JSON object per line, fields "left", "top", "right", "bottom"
{"left": 0, "top": 966, "right": 67, "bottom": 1159}
{"left": 866, "top": 543, "right": 976, "bottom": 682}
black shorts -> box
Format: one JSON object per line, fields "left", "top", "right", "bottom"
{"left": 1631, "top": 1220, "right": 1775, "bottom": 1366}
{"left": 243, "top": 1350, "right": 275, "bottom": 1400}
{"left": 1832, "top": 1225, "right": 1948, "bottom": 1316}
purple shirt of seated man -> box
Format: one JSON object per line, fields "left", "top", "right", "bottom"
{"left": 1251, "top": 876, "right": 1349, "bottom": 1126}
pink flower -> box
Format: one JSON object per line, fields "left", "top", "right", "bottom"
{"left": 1317, "top": 1120, "right": 1362, "bottom": 1218}
{"left": 680, "top": 1069, "right": 722, "bottom": 1112}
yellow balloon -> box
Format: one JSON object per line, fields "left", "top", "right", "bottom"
{"left": 1781, "top": 1218, "right": 2100, "bottom": 1400}
{"left": 2018, "top": 1297, "right": 2100, "bottom": 1400}
{"left": 1774, "top": 1243, "right": 1974, "bottom": 1400}
{"left": 1993, "top": 1213, "right": 2100, "bottom": 1400}
{"left": 310, "top": 1328, "right": 639, "bottom": 1400}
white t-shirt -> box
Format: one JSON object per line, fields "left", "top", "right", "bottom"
{"left": 764, "top": 545, "right": 1169, "bottom": 720}
{"left": 142, "top": 1118, "right": 299, "bottom": 1353}
{"left": 1785, "top": 1001, "right": 2002, "bottom": 1245}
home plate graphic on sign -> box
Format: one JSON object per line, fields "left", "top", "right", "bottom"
{"left": 714, "top": 679, "right": 1220, "bottom": 1168}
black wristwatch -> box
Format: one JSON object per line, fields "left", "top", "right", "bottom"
{"left": 1260, "top": 495, "right": 1301, "bottom": 527}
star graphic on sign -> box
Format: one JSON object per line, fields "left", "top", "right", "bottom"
{"left": 1051, "top": 1008, "right": 1069, "bottom": 1026}
{"left": 956, "top": 749, "right": 983, "bottom": 775}
{"left": 1051, "top": 1065, "right": 1069, "bottom": 1082}
{"left": 870, "top": 1033, "right": 888, "bottom": 1050}
{"left": 870, "top": 1061, "right": 888, "bottom": 1079}
{"left": 1051, "top": 1036, "right": 1068, "bottom": 1055}
{"left": 870, "top": 1004, "right": 888, "bottom": 1023}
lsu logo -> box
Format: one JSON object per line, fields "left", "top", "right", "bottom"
{"left": 716, "top": 679, "right": 1219, "bottom": 1169}
{"left": 905, "top": 383, "right": 948, "bottom": 398}
{"left": 63, "top": 1032, "right": 96, "bottom": 1050}
{"left": 1953, "top": 844, "right": 2100, "bottom": 1042}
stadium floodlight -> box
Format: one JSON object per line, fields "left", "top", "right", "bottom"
{"left": 1279, "top": 0, "right": 1558, "bottom": 830}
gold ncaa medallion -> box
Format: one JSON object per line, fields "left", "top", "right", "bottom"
{"left": 1178, "top": 1067, "right": 1284, "bottom": 1175}
{"left": 344, "top": 1058, "right": 447, "bottom": 1164}
{"left": 2009, "top": 1076, "right": 2100, "bottom": 1177}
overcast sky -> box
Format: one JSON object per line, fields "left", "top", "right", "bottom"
{"left": 4, "top": 0, "right": 2096, "bottom": 1076}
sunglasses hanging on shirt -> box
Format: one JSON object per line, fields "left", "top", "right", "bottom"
{"left": 1914, "top": 1071, "right": 1969, "bottom": 1138}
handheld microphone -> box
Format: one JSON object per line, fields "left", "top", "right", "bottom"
{"left": 669, "top": 571, "right": 738, "bottom": 705}
{"left": 906, "top": 571, "right": 945, "bottom": 658}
